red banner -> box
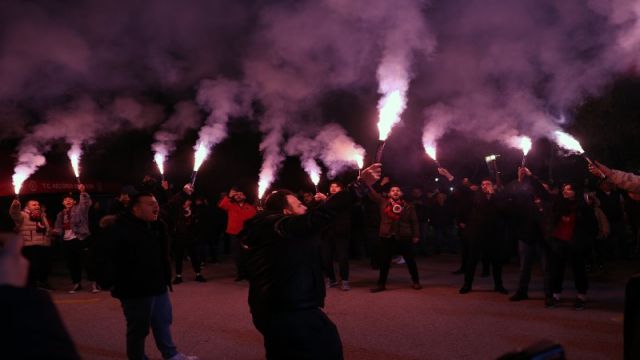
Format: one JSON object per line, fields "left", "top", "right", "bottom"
{"left": 0, "top": 180, "right": 122, "bottom": 197}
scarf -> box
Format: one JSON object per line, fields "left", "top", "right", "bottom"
{"left": 25, "top": 208, "right": 47, "bottom": 234}
{"left": 63, "top": 208, "right": 72, "bottom": 230}
{"left": 384, "top": 198, "right": 405, "bottom": 221}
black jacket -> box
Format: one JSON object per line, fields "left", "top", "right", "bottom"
{"left": 107, "top": 212, "right": 172, "bottom": 299}
{"left": 243, "top": 185, "right": 365, "bottom": 316}
{"left": 0, "top": 286, "right": 80, "bottom": 360}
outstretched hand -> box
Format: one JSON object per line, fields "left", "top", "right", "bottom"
{"left": 588, "top": 161, "right": 610, "bottom": 179}
{"left": 359, "top": 163, "right": 383, "bottom": 187}
{"left": 437, "top": 167, "right": 454, "bottom": 181}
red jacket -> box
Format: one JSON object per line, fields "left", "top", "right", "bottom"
{"left": 218, "top": 196, "right": 257, "bottom": 235}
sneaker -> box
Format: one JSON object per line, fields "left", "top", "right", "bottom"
{"left": 370, "top": 285, "right": 386, "bottom": 293}
{"left": 340, "top": 280, "right": 351, "bottom": 291}
{"left": 166, "top": 353, "right": 199, "bottom": 360}
{"left": 90, "top": 282, "right": 101, "bottom": 293}
{"left": 509, "top": 292, "right": 528, "bottom": 301}
{"left": 194, "top": 274, "right": 207, "bottom": 283}
{"left": 451, "top": 268, "right": 464, "bottom": 275}
{"left": 326, "top": 279, "right": 338, "bottom": 288}
{"left": 574, "top": 298, "right": 586, "bottom": 311}
{"left": 234, "top": 276, "right": 246, "bottom": 282}
{"left": 68, "top": 283, "right": 82, "bottom": 294}
{"left": 172, "top": 276, "right": 183, "bottom": 285}
{"left": 412, "top": 282, "right": 422, "bottom": 290}
{"left": 393, "top": 256, "right": 406, "bottom": 265}
{"left": 494, "top": 286, "right": 509, "bottom": 295}
{"left": 459, "top": 285, "right": 471, "bottom": 294}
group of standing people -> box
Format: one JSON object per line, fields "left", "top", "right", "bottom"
{"left": 6, "top": 158, "right": 638, "bottom": 359}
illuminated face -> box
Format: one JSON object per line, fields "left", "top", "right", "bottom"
{"left": 562, "top": 185, "right": 575, "bottom": 199}
{"left": 329, "top": 183, "right": 342, "bottom": 194}
{"left": 132, "top": 196, "right": 160, "bottom": 222}
{"left": 411, "top": 188, "right": 423, "bottom": 198}
{"left": 62, "top": 197, "right": 76, "bottom": 209}
{"left": 26, "top": 200, "right": 41, "bottom": 212}
{"left": 481, "top": 180, "right": 494, "bottom": 194}
{"left": 389, "top": 187, "right": 402, "bottom": 200}
{"left": 284, "top": 195, "right": 307, "bottom": 215}
{"left": 119, "top": 193, "right": 130, "bottom": 205}
{"left": 233, "top": 192, "right": 246, "bottom": 202}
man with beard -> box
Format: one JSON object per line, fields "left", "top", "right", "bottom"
{"left": 9, "top": 198, "right": 53, "bottom": 290}
{"left": 449, "top": 174, "right": 509, "bottom": 295}
{"left": 218, "top": 187, "right": 257, "bottom": 281}
{"left": 503, "top": 167, "right": 552, "bottom": 302}
{"left": 242, "top": 164, "right": 381, "bottom": 359}
{"left": 368, "top": 184, "right": 422, "bottom": 293}
{"left": 105, "top": 192, "right": 198, "bottom": 360}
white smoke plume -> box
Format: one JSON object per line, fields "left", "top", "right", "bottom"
{"left": 249, "top": 0, "right": 433, "bottom": 192}
{"left": 376, "top": 0, "right": 435, "bottom": 141}
{"left": 316, "top": 124, "right": 366, "bottom": 178}
{"left": 151, "top": 101, "right": 202, "bottom": 173}
{"left": 419, "top": 0, "right": 640, "bottom": 152}
{"left": 13, "top": 96, "right": 165, "bottom": 187}
{"left": 285, "top": 123, "right": 365, "bottom": 180}
{"left": 194, "top": 78, "right": 253, "bottom": 157}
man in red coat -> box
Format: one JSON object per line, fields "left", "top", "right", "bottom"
{"left": 218, "top": 188, "right": 257, "bottom": 281}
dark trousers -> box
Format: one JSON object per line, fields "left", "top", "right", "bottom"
{"left": 377, "top": 237, "right": 419, "bottom": 285}
{"left": 22, "top": 245, "right": 51, "bottom": 286}
{"left": 516, "top": 240, "right": 550, "bottom": 296}
{"left": 464, "top": 240, "right": 504, "bottom": 288}
{"left": 173, "top": 236, "right": 201, "bottom": 275}
{"left": 434, "top": 225, "right": 456, "bottom": 253}
{"left": 119, "top": 292, "right": 178, "bottom": 360}
{"left": 252, "top": 308, "right": 343, "bottom": 360}
{"left": 457, "top": 227, "right": 470, "bottom": 271}
{"left": 230, "top": 234, "right": 247, "bottom": 278}
{"left": 321, "top": 234, "right": 350, "bottom": 282}
{"left": 364, "top": 228, "right": 380, "bottom": 268}
{"left": 62, "top": 239, "right": 92, "bottom": 284}
{"left": 549, "top": 238, "right": 588, "bottom": 295}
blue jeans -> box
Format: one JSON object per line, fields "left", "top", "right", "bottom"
{"left": 517, "top": 241, "right": 550, "bottom": 296}
{"left": 120, "top": 291, "right": 178, "bottom": 360}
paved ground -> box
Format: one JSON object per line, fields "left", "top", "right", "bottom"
{"left": 49, "top": 255, "right": 632, "bottom": 360}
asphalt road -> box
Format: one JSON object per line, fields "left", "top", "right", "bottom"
{"left": 49, "top": 255, "right": 630, "bottom": 360}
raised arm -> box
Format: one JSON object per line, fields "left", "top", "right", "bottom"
{"left": 276, "top": 164, "right": 381, "bottom": 239}
{"left": 9, "top": 200, "right": 23, "bottom": 227}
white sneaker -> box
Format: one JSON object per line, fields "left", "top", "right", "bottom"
{"left": 91, "top": 282, "right": 101, "bottom": 293}
{"left": 341, "top": 280, "right": 351, "bottom": 291}
{"left": 166, "top": 353, "right": 199, "bottom": 360}
{"left": 393, "top": 256, "right": 405, "bottom": 265}
{"left": 68, "top": 283, "right": 82, "bottom": 294}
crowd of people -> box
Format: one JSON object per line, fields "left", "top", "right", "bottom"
{"left": 5, "top": 160, "right": 640, "bottom": 359}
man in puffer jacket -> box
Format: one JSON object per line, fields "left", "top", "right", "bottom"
{"left": 9, "top": 197, "right": 52, "bottom": 289}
